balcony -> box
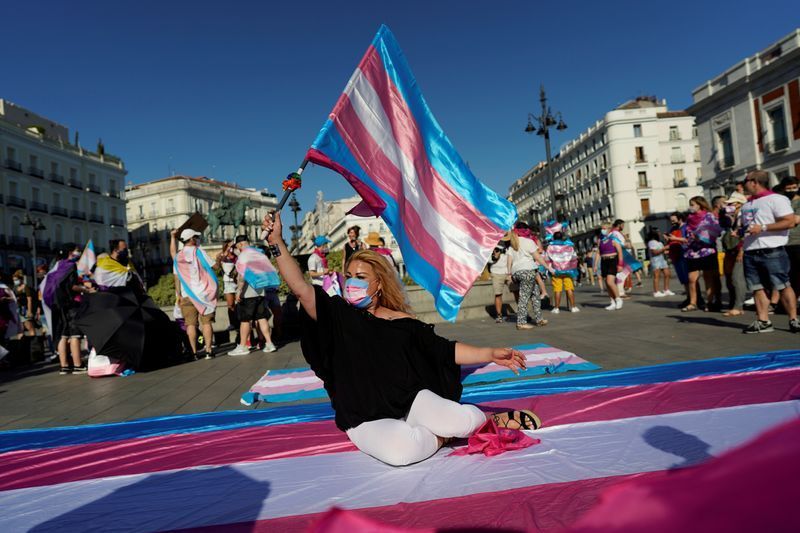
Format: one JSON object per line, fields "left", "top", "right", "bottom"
{"left": 715, "top": 157, "right": 735, "bottom": 171}
{"left": 7, "top": 196, "right": 26, "bottom": 208}
{"left": 51, "top": 206, "right": 69, "bottom": 217}
{"left": 4, "top": 159, "right": 22, "bottom": 172}
{"left": 49, "top": 173, "right": 65, "bottom": 184}
{"left": 89, "top": 214, "right": 105, "bottom": 224}
{"left": 673, "top": 179, "right": 688, "bottom": 188}
{"left": 8, "top": 236, "right": 29, "bottom": 249}
{"left": 110, "top": 217, "right": 125, "bottom": 227}
{"left": 86, "top": 183, "right": 101, "bottom": 194}
{"left": 68, "top": 178, "right": 83, "bottom": 189}
{"left": 166, "top": 207, "right": 177, "bottom": 214}
{"left": 35, "top": 238, "right": 51, "bottom": 251}
{"left": 670, "top": 155, "right": 686, "bottom": 164}
{"left": 30, "top": 200, "right": 49, "bottom": 213}
{"left": 70, "top": 210, "right": 86, "bottom": 220}
{"left": 637, "top": 182, "right": 650, "bottom": 190}
{"left": 28, "top": 166, "right": 44, "bottom": 178}
{"left": 765, "top": 137, "right": 789, "bottom": 155}
{"left": 107, "top": 190, "right": 121, "bottom": 198}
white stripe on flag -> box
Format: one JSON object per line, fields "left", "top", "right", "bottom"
{"left": 1, "top": 401, "right": 796, "bottom": 531}
{"left": 345, "top": 70, "right": 490, "bottom": 274}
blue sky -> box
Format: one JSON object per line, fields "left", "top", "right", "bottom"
{"left": 4, "top": 0, "right": 797, "bottom": 218}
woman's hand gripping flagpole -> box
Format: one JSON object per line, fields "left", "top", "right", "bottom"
{"left": 264, "top": 159, "right": 308, "bottom": 258}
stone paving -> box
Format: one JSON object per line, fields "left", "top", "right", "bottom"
{"left": 1, "top": 280, "right": 796, "bottom": 431}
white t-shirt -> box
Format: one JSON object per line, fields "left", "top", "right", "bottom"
{"left": 307, "top": 253, "right": 325, "bottom": 286}
{"left": 490, "top": 249, "right": 508, "bottom": 276}
{"left": 507, "top": 237, "right": 538, "bottom": 274}
{"left": 647, "top": 240, "right": 665, "bottom": 255}
{"left": 740, "top": 193, "right": 793, "bottom": 251}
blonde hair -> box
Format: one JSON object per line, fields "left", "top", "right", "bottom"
{"left": 346, "top": 250, "right": 412, "bottom": 314}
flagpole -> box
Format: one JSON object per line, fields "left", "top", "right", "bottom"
{"left": 266, "top": 159, "right": 308, "bottom": 257}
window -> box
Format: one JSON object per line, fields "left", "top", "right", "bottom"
{"left": 70, "top": 168, "right": 77, "bottom": 179}
{"left": 676, "top": 194, "right": 688, "bottom": 210}
{"left": 671, "top": 146, "right": 684, "bottom": 163}
{"left": 633, "top": 124, "right": 642, "bottom": 138}
{"left": 90, "top": 201, "right": 98, "bottom": 215}
{"left": 109, "top": 179, "right": 116, "bottom": 193}
{"left": 6, "top": 146, "right": 15, "bottom": 160}
{"left": 638, "top": 171, "right": 649, "bottom": 188}
{"left": 72, "top": 197, "right": 79, "bottom": 210}
{"left": 9, "top": 181, "right": 18, "bottom": 197}
{"left": 640, "top": 199, "right": 651, "bottom": 217}
{"left": 53, "top": 192, "right": 60, "bottom": 206}
{"left": 694, "top": 146, "right": 701, "bottom": 162}
{"left": 32, "top": 188, "right": 40, "bottom": 202}
{"left": 674, "top": 168, "right": 686, "bottom": 187}
{"left": 717, "top": 128, "right": 734, "bottom": 167}
{"left": 635, "top": 146, "right": 646, "bottom": 163}
{"left": 10, "top": 216, "right": 21, "bottom": 237}
{"left": 55, "top": 224, "right": 63, "bottom": 243}
{"left": 89, "top": 173, "right": 96, "bottom": 185}
{"left": 51, "top": 162, "right": 59, "bottom": 174}
{"left": 669, "top": 126, "right": 680, "bottom": 141}
{"left": 766, "top": 104, "right": 788, "bottom": 152}
{"left": 138, "top": 205, "right": 144, "bottom": 219}
{"left": 692, "top": 126, "right": 698, "bottom": 138}
{"left": 30, "top": 154, "right": 38, "bottom": 166}
{"left": 74, "top": 227, "right": 82, "bottom": 243}
{"left": 167, "top": 198, "right": 175, "bottom": 213}
{"left": 601, "top": 154, "right": 607, "bottom": 169}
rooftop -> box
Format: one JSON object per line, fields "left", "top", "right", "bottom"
{"left": 127, "top": 175, "right": 277, "bottom": 197}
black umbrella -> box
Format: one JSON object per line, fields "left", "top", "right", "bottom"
{"left": 74, "top": 287, "right": 177, "bottom": 370}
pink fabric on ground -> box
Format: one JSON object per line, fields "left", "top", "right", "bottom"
{"left": 449, "top": 418, "right": 539, "bottom": 457}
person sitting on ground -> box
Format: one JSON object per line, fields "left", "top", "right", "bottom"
{"left": 228, "top": 235, "right": 278, "bottom": 356}
{"left": 262, "top": 211, "right": 539, "bottom": 466}
{"left": 170, "top": 228, "right": 219, "bottom": 359}
{"left": 544, "top": 232, "right": 580, "bottom": 313}
{"left": 646, "top": 229, "right": 672, "bottom": 297}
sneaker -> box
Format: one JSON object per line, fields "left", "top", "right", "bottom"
{"left": 744, "top": 297, "right": 755, "bottom": 306}
{"left": 664, "top": 290, "right": 676, "bottom": 296}
{"left": 605, "top": 301, "right": 617, "bottom": 310}
{"left": 570, "top": 307, "right": 581, "bottom": 313}
{"left": 205, "top": 350, "right": 214, "bottom": 360}
{"left": 228, "top": 345, "right": 251, "bottom": 356}
{"left": 742, "top": 320, "right": 774, "bottom": 334}
{"left": 59, "top": 367, "right": 71, "bottom": 375}
{"left": 535, "top": 320, "right": 548, "bottom": 327}
{"left": 72, "top": 365, "right": 88, "bottom": 374}
{"left": 194, "top": 349, "right": 206, "bottom": 361}
{"left": 495, "top": 316, "right": 504, "bottom": 323}
{"left": 516, "top": 324, "right": 535, "bottom": 330}
{"left": 615, "top": 298, "right": 623, "bottom": 310}
{"left": 263, "top": 342, "right": 277, "bottom": 353}
{"left": 551, "top": 308, "right": 560, "bottom": 314}
{"left": 653, "top": 291, "right": 665, "bottom": 298}
{"left": 767, "top": 304, "right": 776, "bottom": 315}
{"left": 790, "top": 318, "right": 800, "bottom": 333}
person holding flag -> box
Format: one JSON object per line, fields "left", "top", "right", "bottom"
{"left": 170, "top": 228, "right": 219, "bottom": 359}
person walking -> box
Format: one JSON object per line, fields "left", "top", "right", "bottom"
{"left": 507, "top": 223, "right": 553, "bottom": 329}
{"left": 217, "top": 240, "right": 241, "bottom": 344}
{"left": 646, "top": 229, "right": 672, "bottom": 297}
{"left": 780, "top": 177, "right": 800, "bottom": 299}
{"left": 170, "top": 228, "right": 219, "bottom": 359}
{"left": 261, "top": 211, "right": 538, "bottom": 467}
{"left": 598, "top": 221, "right": 625, "bottom": 310}
{"left": 739, "top": 171, "right": 799, "bottom": 333}
{"left": 545, "top": 231, "right": 580, "bottom": 313}
{"left": 719, "top": 193, "right": 748, "bottom": 317}
{"left": 228, "top": 236, "right": 277, "bottom": 355}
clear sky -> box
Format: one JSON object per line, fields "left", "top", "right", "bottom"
{"left": 3, "top": 0, "right": 797, "bottom": 220}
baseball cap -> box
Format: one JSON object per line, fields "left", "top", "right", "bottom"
{"left": 180, "top": 229, "right": 202, "bottom": 242}
{"left": 314, "top": 235, "right": 331, "bottom": 247}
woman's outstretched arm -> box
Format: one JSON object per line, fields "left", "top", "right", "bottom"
{"left": 262, "top": 211, "right": 317, "bottom": 320}
{"left": 455, "top": 343, "right": 527, "bottom": 375}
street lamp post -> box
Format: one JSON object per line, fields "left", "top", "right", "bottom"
{"left": 288, "top": 194, "right": 301, "bottom": 253}
{"left": 525, "top": 85, "right": 567, "bottom": 223}
{"left": 21, "top": 213, "right": 46, "bottom": 293}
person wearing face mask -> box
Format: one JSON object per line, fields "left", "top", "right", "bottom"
{"left": 40, "top": 243, "right": 92, "bottom": 374}
{"left": 11, "top": 270, "right": 36, "bottom": 337}
{"left": 719, "top": 193, "right": 748, "bottom": 317}
{"left": 308, "top": 236, "right": 332, "bottom": 286}
{"left": 217, "top": 239, "right": 240, "bottom": 344}
{"left": 93, "top": 239, "right": 143, "bottom": 292}
{"left": 263, "top": 212, "right": 539, "bottom": 467}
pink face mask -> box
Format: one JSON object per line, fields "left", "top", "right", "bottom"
{"left": 344, "top": 278, "right": 374, "bottom": 309}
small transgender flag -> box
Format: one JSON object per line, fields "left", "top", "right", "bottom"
{"left": 76, "top": 239, "right": 96, "bottom": 277}
{"left": 306, "top": 25, "right": 517, "bottom": 321}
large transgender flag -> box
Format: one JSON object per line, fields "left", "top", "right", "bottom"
{"left": 75, "top": 239, "right": 96, "bottom": 277}
{"left": 306, "top": 25, "right": 517, "bottom": 321}
{"left": 1, "top": 350, "right": 799, "bottom": 531}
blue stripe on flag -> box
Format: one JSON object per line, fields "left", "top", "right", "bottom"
{"left": 372, "top": 25, "right": 517, "bottom": 231}
{"left": 2, "top": 350, "right": 799, "bottom": 453}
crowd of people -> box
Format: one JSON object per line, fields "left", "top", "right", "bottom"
{"left": 487, "top": 171, "right": 800, "bottom": 334}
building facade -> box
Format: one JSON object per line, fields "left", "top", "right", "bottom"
{"left": 0, "top": 99, "right": 127, "bottom": 276}
{"left": 509, "top": 97, "right": 703, "bottom": 253}
{"left": 297, "top": 191, "right": 404, "bottom": 273}
{"left": 688, "top": 29, "right": 800, "bottom": 196}
{"left": 125, "top": 176, "right": 278, "bottom": 284}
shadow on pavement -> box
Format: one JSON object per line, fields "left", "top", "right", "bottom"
{"left": 665, "top": 315, "right": 746, "bottom": 330}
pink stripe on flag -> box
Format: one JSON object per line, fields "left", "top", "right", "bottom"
{"left": 2, "top": 367, "right": 799, "bottom": 492}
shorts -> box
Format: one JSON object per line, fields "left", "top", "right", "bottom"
{"left": 687, "top": 252, "right": 718, "bottom": 273}
{"left": 264, "top": 289, "right": 281, "bottom": 309}
{"left": 237, "top": 296, "right": 271, "bottom": 322}
{"left": 600, "top": 256, "right": 619, "bottom": 277}
{"left": 552, "top": 276, "right": 574, "bottom": 292}
{"left": 58, "top": 308, "right": 83, "bottom": 339}
{"left": 491, "top": 274, "right": 508, "bottom": 296}
{"left": 223, "top": 281, "right": 237, "bottom": 294}
{"left": 179, "top": 297, "right": 216, "bottom": 327}
{"left": 744, "top": 247, "right": 790, "bottom": 292}
{"left": 650, "top": 254, "right": 669, "bottom": 270}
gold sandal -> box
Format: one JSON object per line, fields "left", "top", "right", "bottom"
{"left": 492, "top": 410, "right": 542, "bottom": 430}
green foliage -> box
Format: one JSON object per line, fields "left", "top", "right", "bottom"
{"left": 326, "top": 249, "right": 344, "bottom": 273}
{"left": 147, "top": 273, "right": 176, "bottom": 307}
{"left": 402, "top": 275, "right": 417, "bottom": 286}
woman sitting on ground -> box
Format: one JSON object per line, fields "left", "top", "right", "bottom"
{"left": 262, "top": 212, "right": 540, "bottom": 466}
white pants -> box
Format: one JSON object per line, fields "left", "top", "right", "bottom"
{"left": 346, "top": 389, "right": 487, "bottom": 466}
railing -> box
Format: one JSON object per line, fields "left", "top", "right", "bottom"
{"left": 669, "top": 132, "right": 682, "bottom": 141}
{"left": 89, "top": 214, "right": 105, "bottom": 223}
{"left": 7, "top": 196, "right": 26, "bottom": 208}
{"left": 107, "top": 190, "right": 120, "bottom": 198}
{"left": 673, "top": 179, "right": 688, "bottom": 188}
{"left": 69, "top": 178, "right": 83, "bottom": 189}
{"left": 9, "top": 236, "right": 29, "bottom": 248}
{"left": 716, "top": 158, "right": 735, "bottom": 171}
{"left": 51, "top": 206, "right": 69, "bottom": 217}
{"left": 4, "top": 159, "right": 22, "bottom": 171}
{"left": 30, "top": 200, "right": 48, "bottom": 213}
{"left": 28, "top": 166, "right": 44, "bottom": 178}
{"left": 166, "top": 207, "right": 177, "bottom": 214}
{"left": 35, "top": 238, "right": 51, "bottom": 250}
{"left": 70, "top": 210, "right": 86, "bottom": 220}
{"left": 637, "top": 182, "right": 650, "bottom": 189}
{"left": 671, "top": 155, "right": 686, "bottom": 163}
{"left": 49, "top": 173, "right": 65, "bottom": 184}
{"left": 635, "top": 157, "right": 647, "bottom": 164}
{"left": 110, "top": 217, "right": 125, "bottom": 227}
{"left": 765, "top": 137, "right": 789, "bottom": 154}
{"left": 86, "top": 183, "right": 102, "bottom": 193}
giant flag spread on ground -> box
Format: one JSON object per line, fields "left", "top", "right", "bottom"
{"left": 305, "top": 25, "right": 517, "bottom": 321}
{"left": 1, "top": 350, "right": 799, "bottom": 531}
